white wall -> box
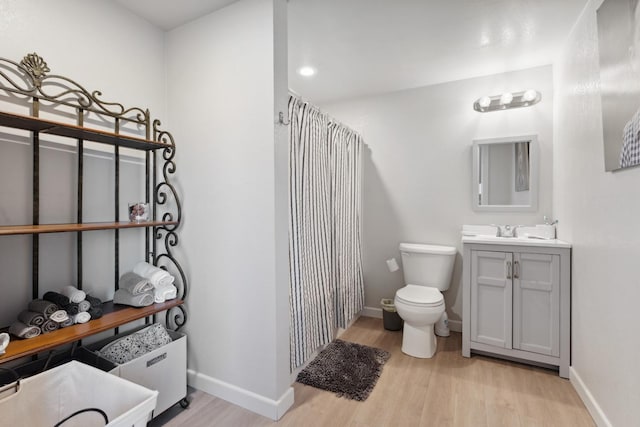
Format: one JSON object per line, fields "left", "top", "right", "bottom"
{"left": 323, "top": 66, "right": 554, "bottom": 324}
{"left": 0, "top": 1, "right": 165, "bottom": 325}
{"left": 166, "top": 0, "right": 293, "bottom": 419}
{"left": 0, "top": 0, "right": 166, "bottom": 118}
{"left": 554, "top": 1, "right": 640, "bottom": 425}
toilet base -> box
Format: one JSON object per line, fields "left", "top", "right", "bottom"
{"left": 401, "top": 322, "right": 437, "bottom": 358}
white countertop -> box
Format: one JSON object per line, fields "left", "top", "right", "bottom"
{"left": 462, "top": 234, "right": 572, "bottom": 248}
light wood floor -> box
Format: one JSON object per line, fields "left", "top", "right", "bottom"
{"left": 151, "top": 317, "right": 594, "bottom": 427}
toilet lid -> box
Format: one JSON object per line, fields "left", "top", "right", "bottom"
{"left": 396, "top": 285, "right": 444, "bottom": 306}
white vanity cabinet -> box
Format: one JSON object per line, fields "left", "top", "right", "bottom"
{"left": 462, "top": 237, "right": 571, "bottom": 378}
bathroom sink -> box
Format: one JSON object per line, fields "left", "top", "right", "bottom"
{"left": 467, "top": 235, "right": 533, "bottom": 242}
{"left": 461, "top": 224, "right": 570, "bottom": 248}
{"left": 461, "top": 234, "right": 571, "bottom": 248}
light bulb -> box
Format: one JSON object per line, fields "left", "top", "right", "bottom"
{"left": 478, "top": 96, "right": 491, "bottom": 108}
{"left": 522, "top": 89, "right": 537, "bottom": 102}
{"left": 500, "top": 92, "right": 513, "bottom": 105}
{"left": 297, "top": 66, "right": 316, "bottom": 77}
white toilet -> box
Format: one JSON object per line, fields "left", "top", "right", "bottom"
{"left": 394, "top": 243, "right": 456, "bottom": 358}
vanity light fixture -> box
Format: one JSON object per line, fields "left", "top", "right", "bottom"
{"left": 499, "top": 92, "right": 513, "bottom": 106}
{"left": 474, "top": 89, "right": 541, "bottom": 112}
{"left": 478, "top": 96, "right": 491, "bottom": 109}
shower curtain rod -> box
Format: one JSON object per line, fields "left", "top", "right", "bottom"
{"left": 280, "top": 90, "right": 363, "bottom": 138}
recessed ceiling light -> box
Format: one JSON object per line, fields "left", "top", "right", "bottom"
{"left": 297, "top": 66, "right": 316, "bottom": 77}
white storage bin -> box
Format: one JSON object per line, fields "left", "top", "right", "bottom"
{"left": 83, "top": 325, "right": 187, "bottom": 416}
{"left": 0, "top": 360, "right": 157, "bottom": 427}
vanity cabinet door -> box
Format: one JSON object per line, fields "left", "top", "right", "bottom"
{"left": 470, "top": 250, "right": 513, "bottom": 349}
{"left": 512, "top": 252, "right": 560, "bottom": 356}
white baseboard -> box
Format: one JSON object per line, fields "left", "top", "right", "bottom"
{"left": 187, "top": 369, "right": 294, "bottom": 421}
{"left": 570, "top": 367, "right": 611, "bottom": 427}
{"left": 361, "top": 306, "right": 382, "bottom": 318}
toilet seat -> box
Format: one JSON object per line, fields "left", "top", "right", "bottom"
{"left": 395, "top": 285, "right": 443, "bottom": 307}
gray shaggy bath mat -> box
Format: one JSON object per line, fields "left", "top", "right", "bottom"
{"left": 296, "top": 339, "right": 391, "bottom": 401}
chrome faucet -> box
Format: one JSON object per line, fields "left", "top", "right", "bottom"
{"left": 499, "top": 224, "right": 519, "bottom": 238}
{"left": 543, "top": 215, "right": 559, "bottom": 226}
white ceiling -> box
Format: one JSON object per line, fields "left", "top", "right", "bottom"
{"left": 114, "top": 0, "right": 588, "bottom": 104}
{"left": 113, "top": 0, "right": 237, "bottom": 30}
{"left": 288, "top": 0, "right": 588, "bottom": 103}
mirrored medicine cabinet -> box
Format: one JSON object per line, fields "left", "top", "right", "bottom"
{"left": 472, "top": 135, "right": 538, "bottom": 212}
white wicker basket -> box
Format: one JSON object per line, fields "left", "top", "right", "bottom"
{"left": 0, "top": 361, "right": 157, "bottom": 427}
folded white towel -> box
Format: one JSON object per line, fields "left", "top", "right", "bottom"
{"left": 60, "top": 286, "right": 86, "bottom": 304}
{"left": 49, "top": 310, "right": 69, "bottom": 323}
{"left": 0, "top": 333, "right": 9, "bottom": 355}
{"left": 154, "top": 285, "right": 177, "bottom": 303}
{"left": 114, "top": 288, "right": 154, "bottom": 307}
{"left": 119, "top": 272, "right": 153, "bottom": 295}
{"left": 133, "top": 261, "right": 175, "bottom": 288}
{"left": 72, "top": 312, "right": 91, "bottom": 324}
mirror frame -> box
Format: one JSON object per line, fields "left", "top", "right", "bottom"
{"left": 472, "top": 135, "right": 538, "bottom": 212}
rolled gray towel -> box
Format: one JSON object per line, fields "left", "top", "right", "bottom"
{"left": 88, "top": 306, "right": 103, "bottom": 320}
{"left": 60, "top": 286, "right": 86, "bottom": 303}
{"left": 58, "top": 317, "right": 74, "bottom": 328}
{"left": 118, "top": 272, "right": 153, "bottom": 295}
{"left": 78, "top": 300, "right": 91, "bottom": 313}
{"left": 41, "top": 319, "right": 59, "bottom": 334}
{"left": 49, "top": 310, "right": 69, "bottom": 323}
{"left": 9, "top": 321, "right": 41, "bottom": 339}
{"left": 113, "top": 288, "right": 154, "bottom": 307}
{"left": 43, "top": 291, "right": 70, "bottom": 307}
{"left": 85, "top": 294, "right": 102, "bottom": 308}
{"left": 17, "top": 310, "right": 45, "bottom": 327}
{"left": 27, "top": 299, "right": 57, "bottom": 318}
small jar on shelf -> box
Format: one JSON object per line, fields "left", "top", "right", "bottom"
{"left": 128, "top": 202, "right": 149, "bottom": 223}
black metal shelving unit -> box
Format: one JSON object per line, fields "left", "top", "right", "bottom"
{"left": 0, "top": 52, "right": 188, "bottom": 363}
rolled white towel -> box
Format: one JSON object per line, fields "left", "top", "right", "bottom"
{"left": 49, "top": 310, "right": 69, "bottom": 323}
{"left": 72, "top": 312, "right": 91, "bottom": 324}
{"left": 60, "top": 286, "right": 86, "bottom": 304}
{"left": 164, "top": 286, "right": 177, "bottom": 301}
{"left": 154, "top": 285, "right": 177, "bottom": 303}
{"left": 133, "top": 261, "right": 174, "bottom": 288}
{"left": 0, "top": 333, "right": 9, "bottom": 355}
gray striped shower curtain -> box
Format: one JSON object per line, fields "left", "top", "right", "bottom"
{"left": 288, "top": 96, "right": 364, "bottom": 370}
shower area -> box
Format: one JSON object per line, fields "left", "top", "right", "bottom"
{"left": 287, "top": 96, "right": 365, "bottom": 370}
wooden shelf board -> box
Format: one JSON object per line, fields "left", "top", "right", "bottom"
{"left": 0, "top": 221, "right": 178, "bottom": 236}
{"left": 0, "top": 110, "right": 171, "bottom": 151}
{"left": 0, "top": 299, "right": 183, "bottom": 364}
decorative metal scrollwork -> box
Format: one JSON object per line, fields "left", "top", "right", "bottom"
{"left": 20, "top": 53, "right": 49, "bottom": 85}
{"left": 152, "top": 120, "right": 187, "bottom": 331}
{"left": 0, "top": 53, "right": 148, "bottom": 122}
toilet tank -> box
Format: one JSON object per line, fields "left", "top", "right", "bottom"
{"left": 400, "top": 243, "right": 456, "bottom": 291}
